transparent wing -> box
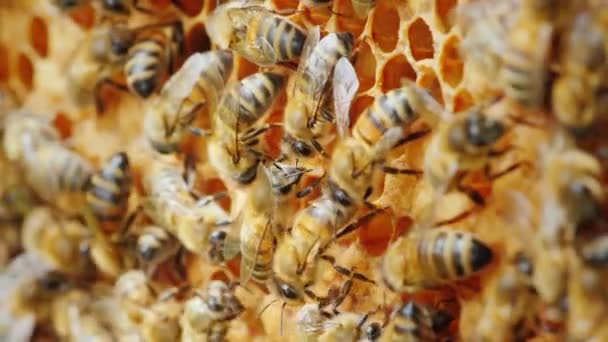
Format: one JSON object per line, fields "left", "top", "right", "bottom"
{"left": 293, "top": 26, "right": 320, "bottom": 97}
{"left": 402, "top": 79, "right": 452, "bottom": 126}
{"left": 333, "top": 57, "right": 359, "bottom": 137}
{"left": 222, "top": 232, "right": 241, "bottom": 261}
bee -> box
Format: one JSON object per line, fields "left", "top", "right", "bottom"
{"left": 567, "top": 237, "right": 608, "bottom": 341}
{"left": 296, "top": 303, "right": 383, "bottom": 342}
{"left": 282, "top": 26, "right": 355, "bottom": 163}
{"left": 85, "top": 152, "right": 132, "bottom": 234}
{"left": 144, "top": 50, "right": 234, "bottom": 154}
{"left": 125, "top": 20, "right": 184, "bottom": 99}
{"left": 3, "top": 111, "right": 60, "bottom": 163}
{"left": 207, "top": 71, "right": 286, "bottom": 186}
{"left": 140, "top": 292, "right": 183, "bottom": 342}
{"left": 180, "top": 280, "right": 244, "bottom": 342}
{"left": 0, "top": 184, "right": 36, "bottom": 223}
{"left": 471, "top": 253, "right": 537, "bottom": 341}
{"left": 143, "top": 157, "right": 231, "bottom": 255}
{"left": 552, "top": 11, "right": 608, "bottom": 134}
{"left": 21, "top": 142, "right": 93, "bottom": 210}
{"left": 381, "top": 227, "right": 493, "bottom": 293}
{"left": 136, "top": 225, "right": 181, "bottom": 277}
{"left": 381, "top": 301, "right": 453, "bottom": 342}
{"left": 206, "top": 1, "right": 307, "bottom": 66}
{"left": 66, "top": 23, "right": 135, "bottom": 113}
{"left": 114, "top": 269, "right": 156, "bottom": 324}
{"left": 423, "top": 109, "right": 517, "bottom": 210}
{"left": 21, "top": 207, "right": 93, "bottom": 278}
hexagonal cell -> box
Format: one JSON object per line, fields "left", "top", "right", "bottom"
{"left": 0, "top": 43, "right": 9, "bottom": 81}
{"left": 29, "top": 16, "right": 48, "bottom": 58}
{"left": 372, "top": 1, "right": 400, "bottom": 52}
{"left": 359, "top": 212, "right": 411, "bottom": 256}
{"left": 185, "top": 23, "right": 211, "bottom": 56}
{"left": 335, "top": 0, "right": 366, "bottom": 38}
{"left": 417, "top": 68, "right": 443, "bottom": 105}
{"left": 302, "top": 6, "right": 332, "bottom": 26}
{"left": 271, "top": 0, "right": 299, "bottom": 12}
{"left": 53, "top": 112, "right": 73, "bottom": 139}
{"left": 452, "top": 88, "right": 474, "bottom": 113}
{"left": 381, "top": 54, "right": 416, "bottom": 92}
{"left": 67, "top": 3, "right": 96, "bottom": 29}
{"left": 171, "top": 0, "right": 203, "bottom": 16}
{"left": 17, "top": 53, "right": 34, "bottom": 90}
{"left": 235, "top": 56, "right": 259, "bottom": 80}
{"left": 408, "top": 17, "right": 434, "bottom": 61}
{"left": 353, "top": 42, "right": 376, "bottom": 92}
{"left": 349, "top": 95, "right": 374, "bottom": 127}
{"left": 435, "top": 0, "right": 457, "bottom": 32}
{"left": 438, "top": 35, "right": 463, "bottom": 88}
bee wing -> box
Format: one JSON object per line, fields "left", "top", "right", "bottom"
{"left": 239, "top": 219, "right": 272, "bottom": 285}
{"left": 402, "top": 79, "right": 451, "bottom": 125}
{"left": 293, "top": 26, "right": 320, "bottom": 97}
{"left": 333, "top": 57, "right": 359, "bottom": 138}
{"left": 3, "top": 313, "right": 35, "bottom": 342}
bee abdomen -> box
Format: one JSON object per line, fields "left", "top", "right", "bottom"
{"left": 419, "top": 230, "right": 493, "bottom": 282}
{"left": 502, "top": 49, "right": 544, "bottom": 108}
{"left": 126, "top": 37, "right": 167, "bottom": 98}
{"left": 392, "top": 302, "right": 435, "bottom": 341}
{"left": 52, "top": 147, "right": 93, "bottom": 192}
{"left": 235, "top": 72, "right": 285, "bottom": 124}
{"left": 259, "top": 16, "right": 306, "bottom": 62}
{"left": 86, "top": 152, "right": 131, "bottom": 229}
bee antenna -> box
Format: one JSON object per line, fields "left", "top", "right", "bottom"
{"left": 280, "top": 301, "right": 287, "bottom": 336}
{"left": 257, "top": 299, "right": 278, "bottom": 318}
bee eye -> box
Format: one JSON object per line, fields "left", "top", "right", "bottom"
{"left": 278, "top": 184, "right": 293, "bottom": 195}
{"left": 278, "top": 283, "right": 299, "bottom": 300}
{"left": 293, "top": 141, "right": 313, "bottom": 156}
{"left": 40, "top": 271, "right": 66, "bottom": 291}
{"left": 208, "top": 297, "right": 224, "bottom": 312}
{"left": 139, "top": 247, "right": 157, "bottom": 261}
{"left": 366, "top": 323, "right": 382, "bottom": 340}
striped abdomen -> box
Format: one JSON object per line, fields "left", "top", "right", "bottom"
{"left": 185, "top": 50, "right": 234, "bottom": 115}
{"left": 417, "top": 229, "right": 493, "bottom": 284}
{"left": 86, "top": 152, "right": 131, "bottom": 233}
{"left": 240, "top": 219, "right": 274, "bottom": 283}
{"left": 389, "top": 302, "right": 452, "bottom": 342}
{"left": 351, "top": 0, "right": 376, "bottom": 19}
{"left": 295, "top": 32, "right": 354, "bottom": 98}
{"left": 28, "top": 143, "right": 92, "bottom": 194}
{"left": 352, "top": 88, "right": 418, "bottom": 148}
{"left": 215, "top": 72, "right": 285, "bottom": 129}
{"left": 125, "top": 32, "right": 169, "bottom": 98}
{"left": 255, "top": 15, "right": 306, "bottom": 63}
{"left": 502, "top": 47, "right": 546, "bottom": 108}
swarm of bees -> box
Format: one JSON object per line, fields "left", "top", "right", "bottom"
{"left": 1, "top": 0, "right": 608, "bottom": 340}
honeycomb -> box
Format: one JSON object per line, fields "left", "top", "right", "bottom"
{"left": 1, "top": 0, "right": 608, "bottom": 341}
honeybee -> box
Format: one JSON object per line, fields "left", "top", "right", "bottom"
{"left": 206, "top": 1, "right": 307, "bottom": 66}
{"left": 180, "top": 280, "right": 244, "bottom": 342}
{"left": 125, "top": 20, "right": 184, "bottom": 99}
{"left": 381, "top": 227, "right": 493, "bottom": 293}
{"left": 67, "top": 23, "right": 135, "bottom": 113}
{"left": 144, "top": 50, "right": 233, "bottom": 154}
{"left": 381, "top": 301, "right": 453, "bottom": 342}
{"left": 113, "top": 269, "right": 156, "bottom": 323}
{"left": 3, "top": 111, "right": 60, "bottom": 163}
{"left": 21, "top": 207, "right": 93, "bottom": 278}
{"left": 423, "top": 109, "right": 513, "bottom": 208}
{"left": 136, "top": 225, "right": 181, "bottom": 277}
{"left": 85, "top": 152, "right": 131, "bottom": 234}
{"left": 143, "top": 157, "right": 231, "bottom": 255}
{"left": 207, "top": 71, "right": 286, "bottom": 186}
{"left": 296, "top": 303, "right": 383, "bottom": 342}
{"left": 552, "top": 11, "right": 608, "bottom": 134}
{"left": 140, "top": 293, "right": 183, "bottom": 342}
{"left": 471, "top": 253, "right": 537, "bottom": 341}
{"left": 282, "top": 26, "right": 354, "bottom": 162}
{"left": 0, "top": 184, "right": 36, "bottom": 223}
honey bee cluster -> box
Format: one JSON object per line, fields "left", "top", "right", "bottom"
{"left": 1, "top": 0, "right": 608, "bottom": 341}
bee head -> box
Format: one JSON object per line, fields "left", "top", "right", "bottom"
{"left": 365, "top": 322, "right": 382, "bottom": 341}
{"left": 273, "top": 278, "right": 304, "bottom": 304}
{"left": 464, "top": 110, "right": 505, "bottom": 147}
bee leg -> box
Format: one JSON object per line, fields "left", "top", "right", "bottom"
{"left": 319, "top": 254, "right": 376, "bottom": 285}
{"left": 486, "top": 161, "right": 529, "bottom": 181}
{"left": 393, "top": 129, "right": 432, "bottom": 148}
{"left": 381, "top": 165, "right": 423, "bottom": 176}
{"left": 454, "top": 171, "right": 485, "bottom": 207}
{"left": 296, "top": 176, "right": 323, "bottom": 198}
{"left": 132, "top": 0, "right": 158, "bottom": 15}
{"left": 241, "top": 123, "right": 282, "bottom": 142}
{"left": 169, "top": 246, "right": 188, "bottom": 284}
{"left": 330, "top": 278, "right": 353, "bottom": 315}
{"left": 332, "top": 208, "right": 384, "bottom": 241}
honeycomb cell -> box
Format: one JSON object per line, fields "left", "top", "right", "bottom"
{"left": 381, "top": 54, "right": 416, "bottom": 92}
{"left": 302, "top": 6, "right": 332, "bottom": 26}
{"left": 372, "top": 1, "right": 400, "bottom": 52}
{"left": 408, "top": 18, "right": 434, "bottom": 61}
{"left": 53, "top": 112, "right": 73, "bottom": 139}
{"left": 185, "top": 23, "right": 211, "bottom": 56}
{"left": 452, "top": 89, "right": 474, "bottom": 113}
{"left": 438, "top": 35, "right": 463, "bottom": 88}
{"left": 335, "top": 0, "right": 366, "bottom": 38}
{"left": 236, "top": 57, "right": 259, "bottom": 80}
{"left": 17, "top": 53, "right": 34, "bottom": 90}
{"left": 200, "top": 178, "right": 231, "bottom": 211}
{"left": 29, "top": 16, "right": 48, "bottom": 58}
{"left": 349, "top": 95, "right": 374, "bottom": 126}
{"left": 359, "top": 211, "right": 412, "bottom": 256}
{"left": 353, "top": 42, "right": 376, "bottom": 92}
{"left": 417, "top": 68, "right": 443, "bottom": 105}
{"left": 435, "top": 0, "right": 457, "bottom": 32}
{"left": 171, "top": 0, "right": 203, "bottom": 16}
{"left": 0, "top": 44, "right": 8, "bottom": 81}
{"left": 271, "top": 0, "right": 299, "bottom": 12}
{"left": 67, "top": 3, "right": 96, "bottom": 29}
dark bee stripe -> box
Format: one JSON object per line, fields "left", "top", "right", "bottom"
{"left": 378, "top": 94, "right": 401, "bottom": 127}
{"left": 278, "top": 22, "right": 290, "bottom": 61}
{"left": 265, "top": 73, "right": 284, "bottom": 91}
{"left": 453, "top": 233, "right": 465, "bottom": 277}
{"left": 432, "top": 231, "right": 449, "bottom": 279}
{"left": 263, "top": 17, "right": 278, "bottom": 55}
{"left": 366, "top": 108, "right": 387, "bottom": 134}
{"left": 290, "top": 26, "right": 306, "bottom": 58}
{"left": 89, "top": 183, "right": 121, "bottom": 203}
